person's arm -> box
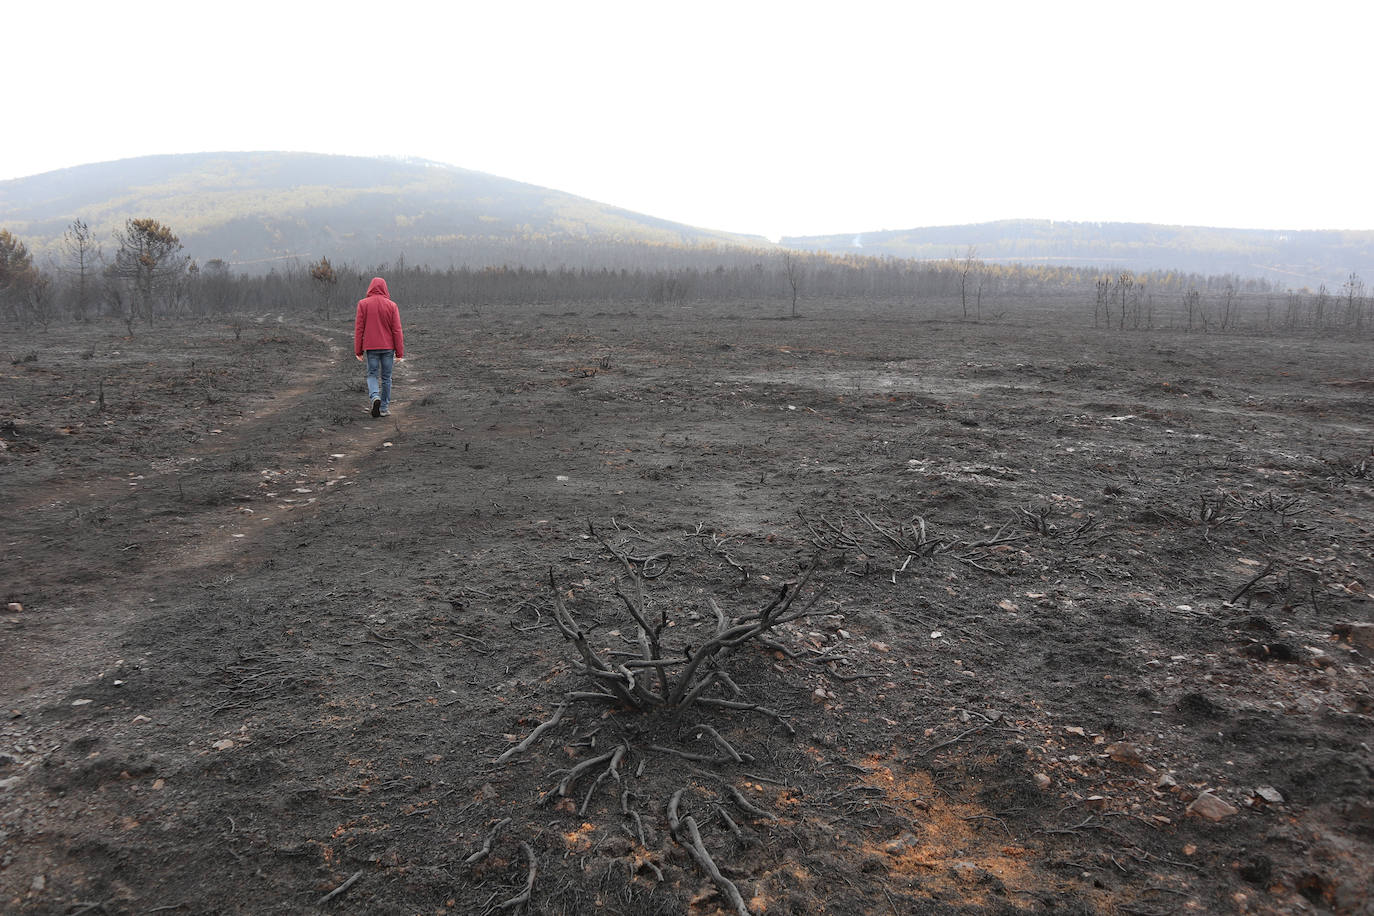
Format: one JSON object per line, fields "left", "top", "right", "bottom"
{"left": 391, "top": 303, "right": 405, "bottom": 359}
{"left": 354, "top": 301, "right": 366, "bottom": 357}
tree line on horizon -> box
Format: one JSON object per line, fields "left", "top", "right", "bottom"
{"left": 1, "top": 218, "right": 1369, "bottom": 336}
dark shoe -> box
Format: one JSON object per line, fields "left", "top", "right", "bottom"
{"left": 371, "top": 397, "right": 381, "bottom": 418}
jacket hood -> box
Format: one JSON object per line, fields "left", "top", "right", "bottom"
{"left": 367, "top": 277, "right": 389, "bottom": 298}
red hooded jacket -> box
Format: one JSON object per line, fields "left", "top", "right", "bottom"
{"left": 354, "top": 277, "right": 404, "bottom": 358}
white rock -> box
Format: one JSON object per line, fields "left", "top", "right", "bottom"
{"left": 1254, "top": 786, "right": 1284, "bottom": 804}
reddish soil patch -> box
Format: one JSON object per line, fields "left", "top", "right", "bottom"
{"left": 2, "top": 302, "right": 1371, "bottom": 915}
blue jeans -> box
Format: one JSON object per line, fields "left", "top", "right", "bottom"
{"left": 365, "top": 350, "right": 395, "bottom": 409}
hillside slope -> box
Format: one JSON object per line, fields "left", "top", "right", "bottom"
{"left": 785, "top": 219, "right": 1374, "bottom": 289}
{"left": 0, "top": 152, "right": 769, "bottom": 269}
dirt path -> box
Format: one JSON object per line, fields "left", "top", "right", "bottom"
{"left": 2, "top": 318, "right": 421, "bottom": 711}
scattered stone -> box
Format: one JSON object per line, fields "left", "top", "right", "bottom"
{"left": 71, "top": 699, "right": 92, "bottom": 707}
{"left": 1084, "top": 795, "right": 1109, "bottom": 810}
{"left": 1157, "top": 773, "right": 1178, "bottom": 789}
{"left": 1186, "top": 791, "right": 1239, "bottom": 821}
{"left": 132, "top": 715, "right": 152, "bottom": 724}
{"left": 152, "top": 779, "right": 165, "bottom": 791}
{"left": 883, "top": 832, "right": 919, "bottom": 854}
{"left": 0, "top": 776, "right": 22, "bottom": 791}
{"left": 1034, "top": 773, "right": 1052, "bottom": 790}
{"left": 6, "top": 602, "right": 21, "bottom": 613}
{"left": 1064, "top": 726, "right": 1086, "bottom": 737}
{"left": 29, "top": 875, "right": 44, "bottom": 894}
{"left": 949, "top": 861, "right": 988, "bottom": 883}
{"left": 1183, "top": 843, "right": 1197, "bottom": 856}
{"left": 212, "top": 739, "right": 235, "bottom": 751}
{"left": 1254, "top": 786, "right": 1284, "bottom": 804}
{"left": 479, "top": 782, "right": 498, "bottom": 800}
{"left": 1106, "top": 742, "right": 1144, "bottom": 765}
{"left": 1240, "top": 641, "right": 1298, "bottom": 662}
{"left": 1337, "top": 622, "right": 1374, "bottom": 650}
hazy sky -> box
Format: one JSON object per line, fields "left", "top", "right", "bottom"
{"left": 7, "top": 1, "right": 1371, "bottom": 239}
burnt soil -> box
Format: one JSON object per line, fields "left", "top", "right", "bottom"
{"left": 2, "top": 301, "right": 1372, "bottom": 915}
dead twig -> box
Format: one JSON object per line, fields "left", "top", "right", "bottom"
{"left": 682, "top": 816, "right": 750, "bottom": 916}
{"left": 726, "top": 784, "right": 779, "bottom": 821}
{"left": 317, "top": 870, "right": 364, "bottom": 906}
{"left": 694, "top": 724, "right": 744, "bottom": 762}
{"left": 1230, "top": 560, "right": 1276, "bottom": 604}
{"left": 495, "top": 703, "right": 567, "bottom": 764}
{"left": 553, "top": 748, "right": 619, "bottom": 799}
{"left": 495, "top": 842, "right": 537, "bottom": 911}
{"left": 465, "top": 818, "right": 511, "bottom": 866}
{"left": 923, "top": 725, "right": 986, "bottom": 756}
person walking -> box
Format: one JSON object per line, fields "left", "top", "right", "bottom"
{"left": 354, "top": 276, "right": 405, "bottom": 417}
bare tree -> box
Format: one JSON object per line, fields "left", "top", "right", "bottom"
{"left": 1115, "top": 272, "right": 1134, "bottom": 330}
{"left": 1183, "top": 288, "right": 1200, "bottom": 330}
{"left": 28, "top": 272, "right": 57, "bottom": 330}
{"left": 959, "top": 245, "right": 980, "bottom": 320}
{"left": 1314, "top": 284, "right": 1330, "bottom": 328}
{"left": 782, "top": 251, "right": 800, "bottom": 318}
{"left": 1219, "top": 284, "right": 1237, "bottom": 330}
{"left": 60, "top": 219, "right": 101, "bottom": 321}
{"left": 1095, "top": 276, "right": 1111, "bottom": 328}
{"left": 1342, "top": 272, "right": 1365, "bottom": 330}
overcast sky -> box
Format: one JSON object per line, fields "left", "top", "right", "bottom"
{"left": 7, "top": 1, "right": 1371, "bottom": 240}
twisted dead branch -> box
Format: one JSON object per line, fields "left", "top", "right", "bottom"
{"left": 494, "top": 703, "right": 567, "bottom": 764}
{"left": 496, "top": 842, "right": 537, "bottom": 911}
{"left": 465, "top": 818, "right": 511, "bottom": 866}
{"left": 546, "top": 524, "right": 826, "bottom": 718}
{"left": 667, "top": 790, "right": 751, "bottom": 916}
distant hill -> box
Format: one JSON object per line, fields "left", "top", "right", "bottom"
{"left": 5, "top": 155, "right": 1372, "bottom": 289}
{"left": 0, "top": 152, "right": 770, "bottom": 271}
{"left": 783, "top": 220, "right": 1374, "bottom": 290}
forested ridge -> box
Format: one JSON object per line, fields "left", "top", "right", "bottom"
{"left": 786, "top": 219, "right": 1374, "bottom": 290}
